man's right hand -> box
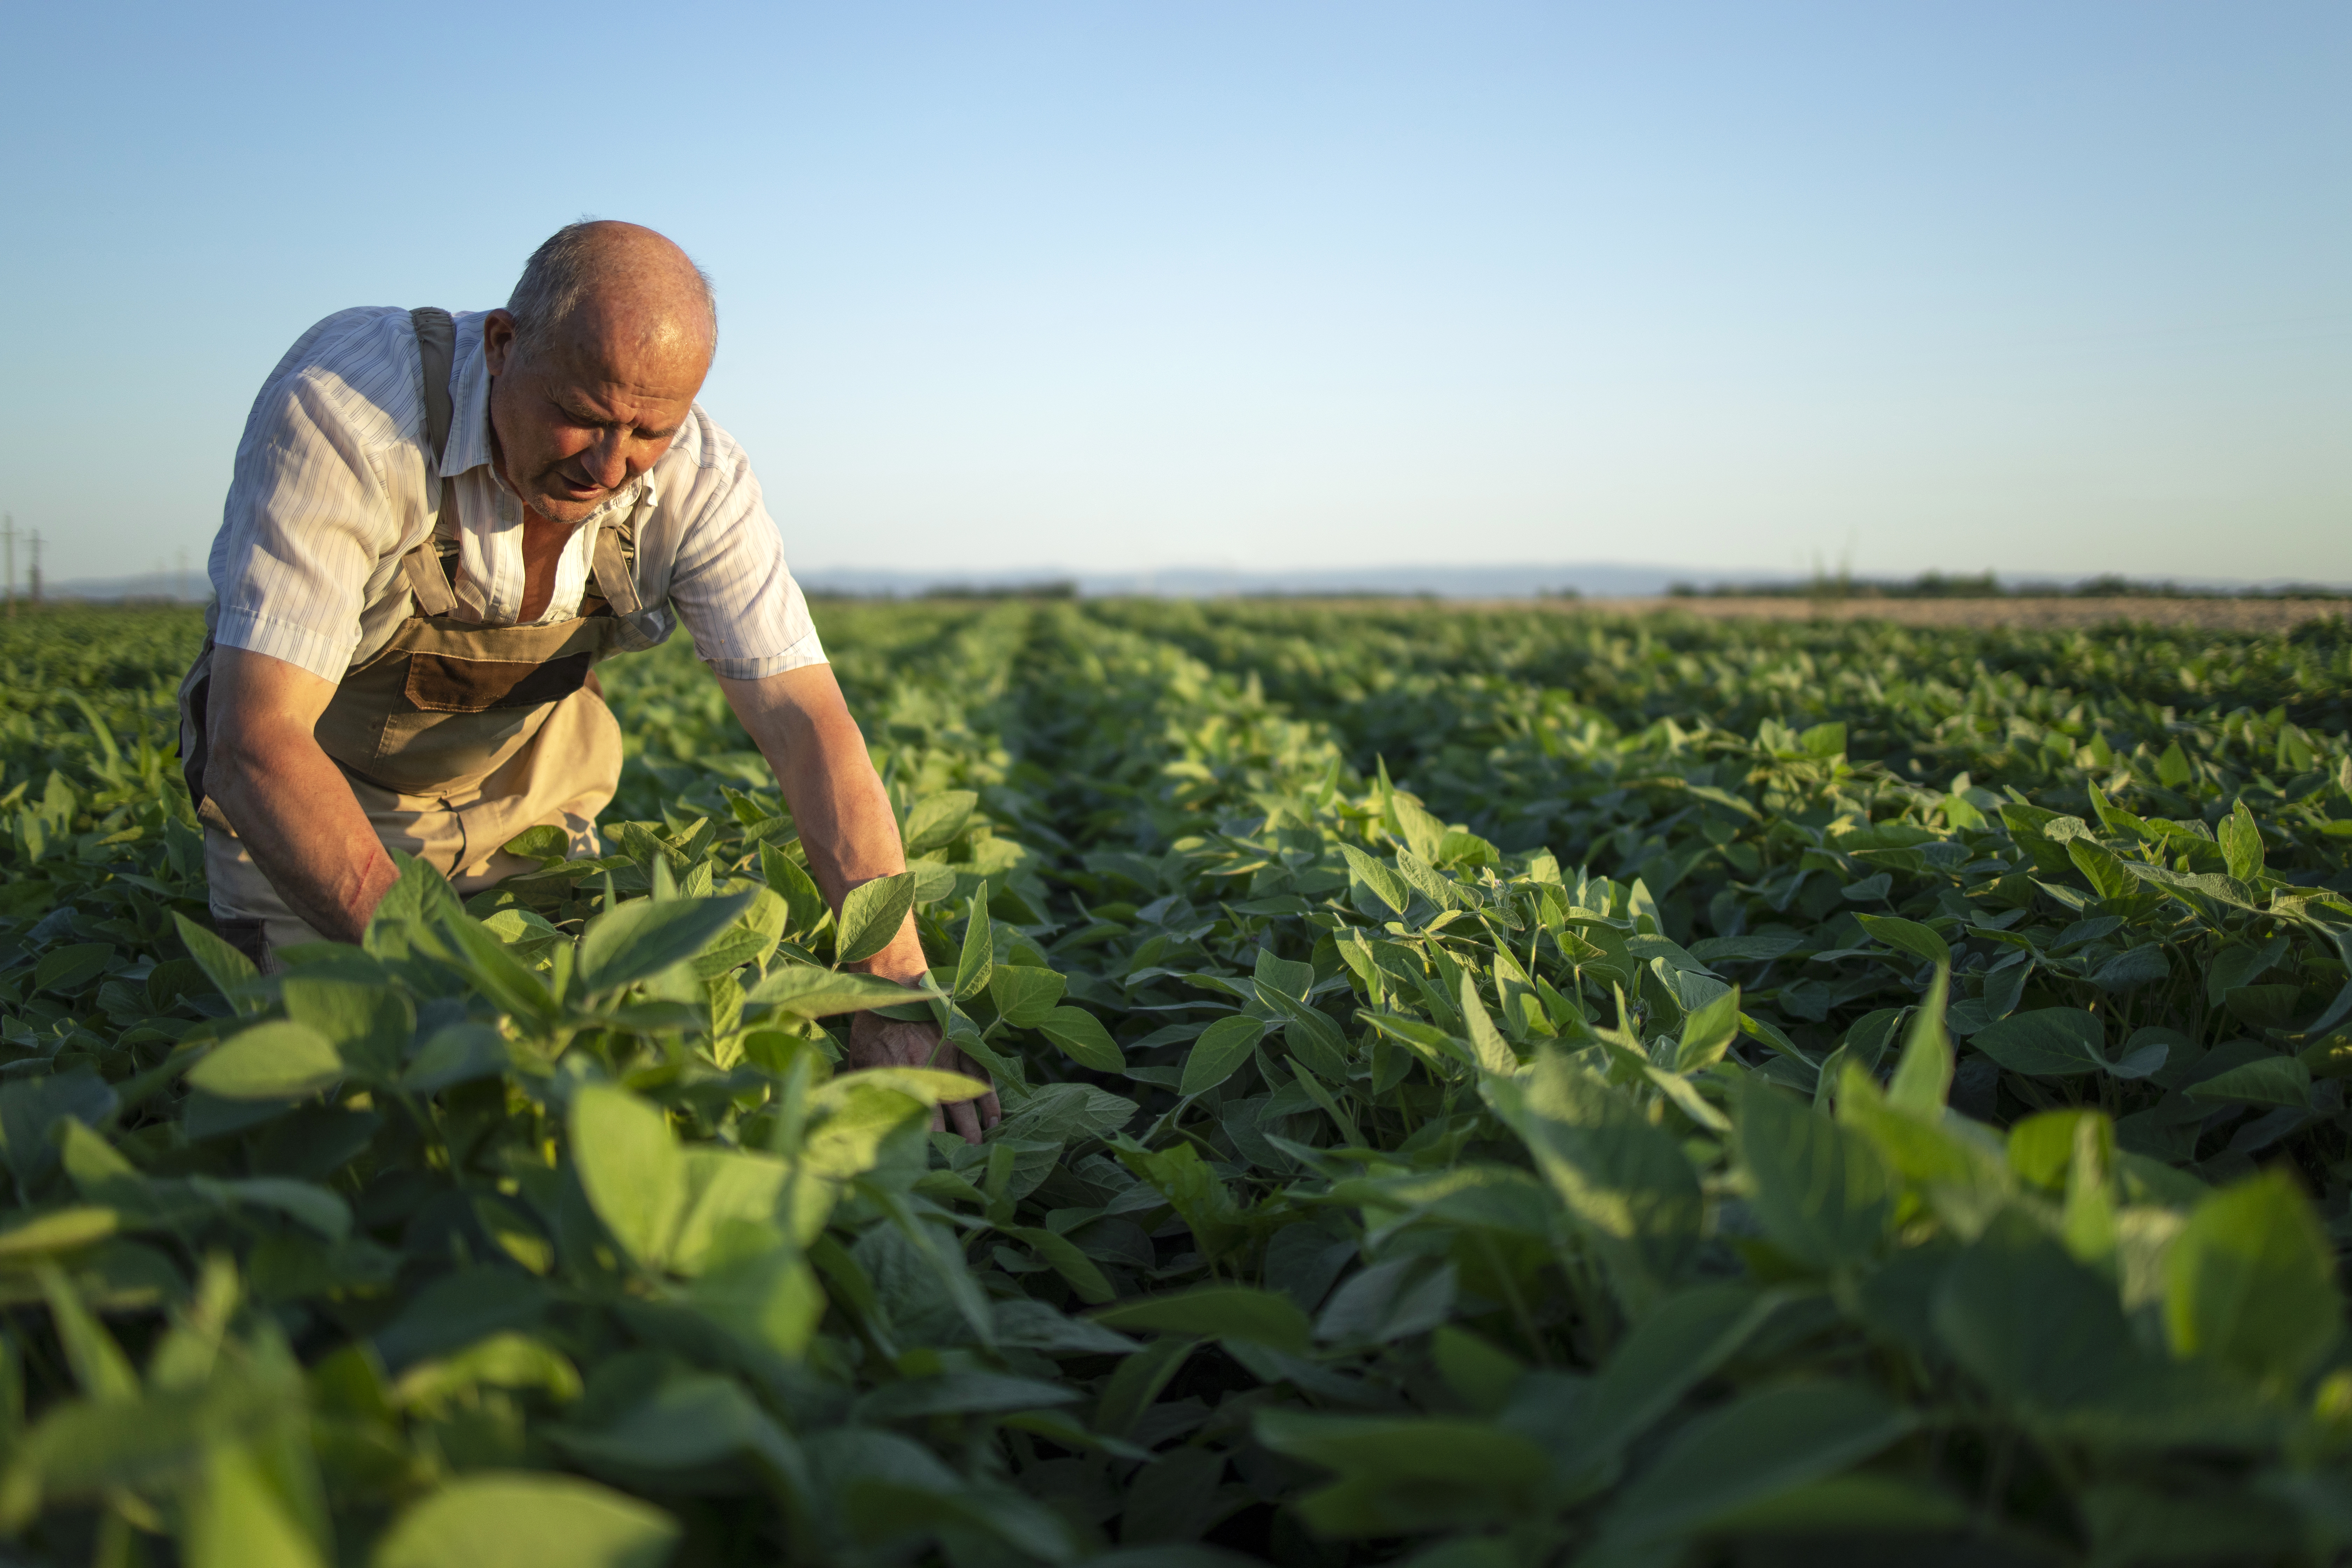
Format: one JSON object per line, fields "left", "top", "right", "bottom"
{"left": 205, "top": 647, "right": 398, "bottom": 944}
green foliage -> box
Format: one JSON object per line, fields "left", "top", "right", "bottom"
{"left": 0, "top": 601, "right": 2349, "bottom": 1565}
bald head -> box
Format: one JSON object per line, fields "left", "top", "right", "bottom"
{"left": 505, "top": 220, "right": 716, "bottom": 373}
{"left": 481, "top": 222, "right": 719, "bottom": 525}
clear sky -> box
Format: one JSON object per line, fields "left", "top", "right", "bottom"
{"left": 4, "top": 2, "right": 2345, "bottom": 587}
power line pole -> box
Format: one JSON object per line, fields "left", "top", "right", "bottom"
{"left": 2, "top": 514, "right": 14, "bottom": 620}
{"left": 27, "top": 531, "right": 40, "bottom": 608}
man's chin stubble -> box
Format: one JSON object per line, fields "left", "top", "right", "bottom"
{"left": 529, "top": 483, "right": 612, "bottom": 525}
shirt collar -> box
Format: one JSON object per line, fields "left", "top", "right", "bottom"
{"left": 441, "top": 311, "right": 496, "bottom": 480}
{"left": 441, "top": 310, "right": 652, "bottom": 522}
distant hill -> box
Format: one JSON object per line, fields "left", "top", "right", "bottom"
{"left": 802, "top": 562, "right": 1706, "bottom": 598}
{"left": 31, "top": 562, "right": 2345, "bottom": 604}
{"left": 33, "top": 570, "right": 207, "bottom": 603}
{"left": 32, "top": 561, "right": 1707, "bottom": 602}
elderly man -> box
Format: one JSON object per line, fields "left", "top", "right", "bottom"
{"left": 179, "top": 221, "right": 1000, "bottom": 1139}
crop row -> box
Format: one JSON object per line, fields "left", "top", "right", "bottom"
{"left": 0, "top": 601, "right": 2346, "bottom": 1566}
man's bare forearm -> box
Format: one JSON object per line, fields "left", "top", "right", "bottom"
{"left": 206, "top": 650, "right": 398, "bottom": 944}
{"left": 722, "top": 664, "right": 999, "bottom": 1136}
{"left": 719, "top": 666, "right": 930, "bottom": 985}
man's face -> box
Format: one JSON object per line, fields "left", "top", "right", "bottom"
{"left": 482, "top": 308, "right": 709, "bottom": 526}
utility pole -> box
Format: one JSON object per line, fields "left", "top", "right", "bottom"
{"left": 27, "top": 531, "right": 40, "bottom": 608}
{"left": 2, "top": 514, "right": 14, "bottom": 620}
{"left": 177, "top": 547, "right": 190, "bottom": 603}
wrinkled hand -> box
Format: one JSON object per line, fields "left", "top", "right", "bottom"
{"left": 846, "top": 1011, "right": 1003, "bottom": 1144}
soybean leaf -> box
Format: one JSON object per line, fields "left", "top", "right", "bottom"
{"left": 1698, "top": 1474, "right": 1968, "bottom": 1538}
{"left": 2006, "top": 1109, "right": 2114, "bottom": 1193}
{"left": 569, "top": 1085, "right": 685, "bottom": 1274}
{"left": 1972, "top": 1009, "right": 2106, "bottom": 1078}
{"left": 186, "top": 1440, "right": 324, "bottom": 1568}
{"left": 1262, "top": 983, "right": 1358, "bottom": 1081}
{"left": 2165, "top": 1169, "right": 2342, "bottom": 1387}
{"left": 1691, "top": 934, "right": 1803, "bottom": 965}
{"left": 2183, "top": 1055, "right": 2310, "bottom": 1109}
{"left": 1674, "top": 985, "right": 1742, "bottom": 1073}
{"left": 822, "top": 1068, "right": 993, "bottom": 1106}
{"left": 1933, "top": 1219, "right": 2132, "bottom": 1412}
{"left": 1854, "top": 913, "right": 1950, "bottom": 968}
{"left": 170, "top": 913, "right": 264, "bottom": 1015}
{"left": 1337, "top": 844, "right": 1410, "bottom": 918}
{"left": 1542, "top": 1285, "right": 1777, "bottom": 1472}
{"left": 0, "top": 1208, "right": 118, "bottom": 1265}
{"left": 1736, "top": 1080, "right": 1893, "bottom": 1271}
{"left": 2108, "top": 1033, "right": 2171, "bottom": 1080}
{"left": 282, "top": 977, "right": 412, "bottom": 1085}
{"left": 187, "top": 1022, "right": 344, "bottom": 1102}
{"left": 1433, "top": 1326, "right": 1525, "bottom": 1415}
{"left": 1255, "top": 1409, "right": 1549, "bottom": 1536}
{"left": 502, "top": 824, "right": 570, "bottom": 865}
{"left": 953, "top": 886, "right": 993, "bottom": 1000}
{"left": 0, "top": 1072, "right": 118, "bottom": 1191}
{"left": 2219, "top": 800, "right": 2266, "bottom": 884}
{"left": 1885, "top": 965, "right": 1954, "bottom": 1115}
{"left": 1000, "top": 1228, "right": 1118, "bottom": 1306}
{"left": 576, "top": 894, "right": 754, "bottom": 996}
{"left": 1036, "top": 1007, "right": 1124, "bottom": 1072}
{"left": 1485, "top": 1055, "right": 1702, "bottom": 1307}
{"left": 760, "top": 846, "right": 830, "bottom": 936}
{"left": 435, "top": 912, "right": 556, "bottom": 1023}
{"left": 371, "top": 1474, "right": 679, "bottom": 1568}
{"left": 1454, "top": 976, "right": 1517, "bottom": 1075}
{"left": 191, "top": 1176, "right": 351, "bottom": 1242}
{"left": 1095, "top": 1336, "right": 1196, "bottom": 1438}
{"left": 2067, "top": 838, "right": 2138, "bottom": 903}
{"left": 1601, "top": 1383, "right": 1913, "bottom": 1545}
{"left": 837, "top": 873, "right": 917, "bottom": 966}
{"left": 36, "top": 1265, "right": 137, "bottom": 1402}
{"left": 401, "top": 1024, "right": 512, "bottom": 1094}
{"left": 989, "top": 966, "right": 1067, "bottom": 1029}
{"left": 1180, "top": 1016, "right": 1266, "bottom": 1097}
{"left": 33, "top": 943, "right": 113, "bottom": 997}
{"left": 902, "top": 791, "right": 978, "bottom": 854}
{"left": 746, "top": 966, "right": 931, "bottom": 1020}
{"left": 1094, "top": 1286, "right": 1311, "bottom": 1352}
{"left": 860, "top": 1372, "right": 1078, "bottom": 1421}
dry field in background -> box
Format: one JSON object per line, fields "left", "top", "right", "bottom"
{"left": 1560, "top": 596, "right": 2352, "bottom": 633}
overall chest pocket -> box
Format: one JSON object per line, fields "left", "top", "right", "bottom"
{"left": 405, "top": 649, "right": 597, "bottom": 714}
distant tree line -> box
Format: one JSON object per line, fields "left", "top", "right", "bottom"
{"left": 1667, "top": 570, "right": 2349, "bottom": 601}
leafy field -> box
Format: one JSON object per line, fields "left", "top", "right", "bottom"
{"left": 3, "top": 599, "right": 2351, "bottom": 1567}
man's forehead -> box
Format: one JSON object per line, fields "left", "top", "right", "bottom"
{"left": 540, "top": 331, "right": 706, "bottom": 413}
{"left": 556, "top": 375, "right": 694, "bottom": 413}
{"left": 556, "top": 290, "right": 711, "bottom": 364}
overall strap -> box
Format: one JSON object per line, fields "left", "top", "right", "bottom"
{"left": 401, "top": 307, "right": 460, "bottom": 618}
{"left": 592, "top": 502, "right": 646, "bottom": 617}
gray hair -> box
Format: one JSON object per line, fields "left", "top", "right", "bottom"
{"left": 505, "top": 222, "right": 718, "bottom": 362}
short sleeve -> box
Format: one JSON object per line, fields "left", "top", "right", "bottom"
{"left": 653, "top": 413, "right": 827, "bottom": 681}
{"left": 206, "top": 309, "right": 420, "bottom": 680}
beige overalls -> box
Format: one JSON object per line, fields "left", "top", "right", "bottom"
{"left": 180, "top": 308, "right": 636, "bottom": 968}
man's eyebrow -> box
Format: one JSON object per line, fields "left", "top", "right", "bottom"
{"left": 556, "top": 395, "right": 679, "bottom": 440}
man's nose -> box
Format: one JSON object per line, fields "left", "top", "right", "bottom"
{"left": 582, "top": 430, "right": 630, "bottom": 489}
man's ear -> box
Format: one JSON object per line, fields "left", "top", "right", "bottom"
{"left": 482, "top": 309, "right": 519, "bottom": 377}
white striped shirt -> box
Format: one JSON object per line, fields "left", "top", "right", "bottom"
{"left": 207, "top": 307, "right": 825, "bottom": 682}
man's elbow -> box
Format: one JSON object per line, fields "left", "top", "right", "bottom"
{"left": 203, "top": 718, "right": 260, "bottom": 820}
{"left": 204, "top": 710, "right": 304, "bottom": 820}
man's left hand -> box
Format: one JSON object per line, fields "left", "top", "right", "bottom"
{"left": 847, "top": 1011, "right": 1004, "bottom": 1144}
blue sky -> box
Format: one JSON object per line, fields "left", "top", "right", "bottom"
{"left": 4, "top": 2, "right": 2344, "bottom": 586}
